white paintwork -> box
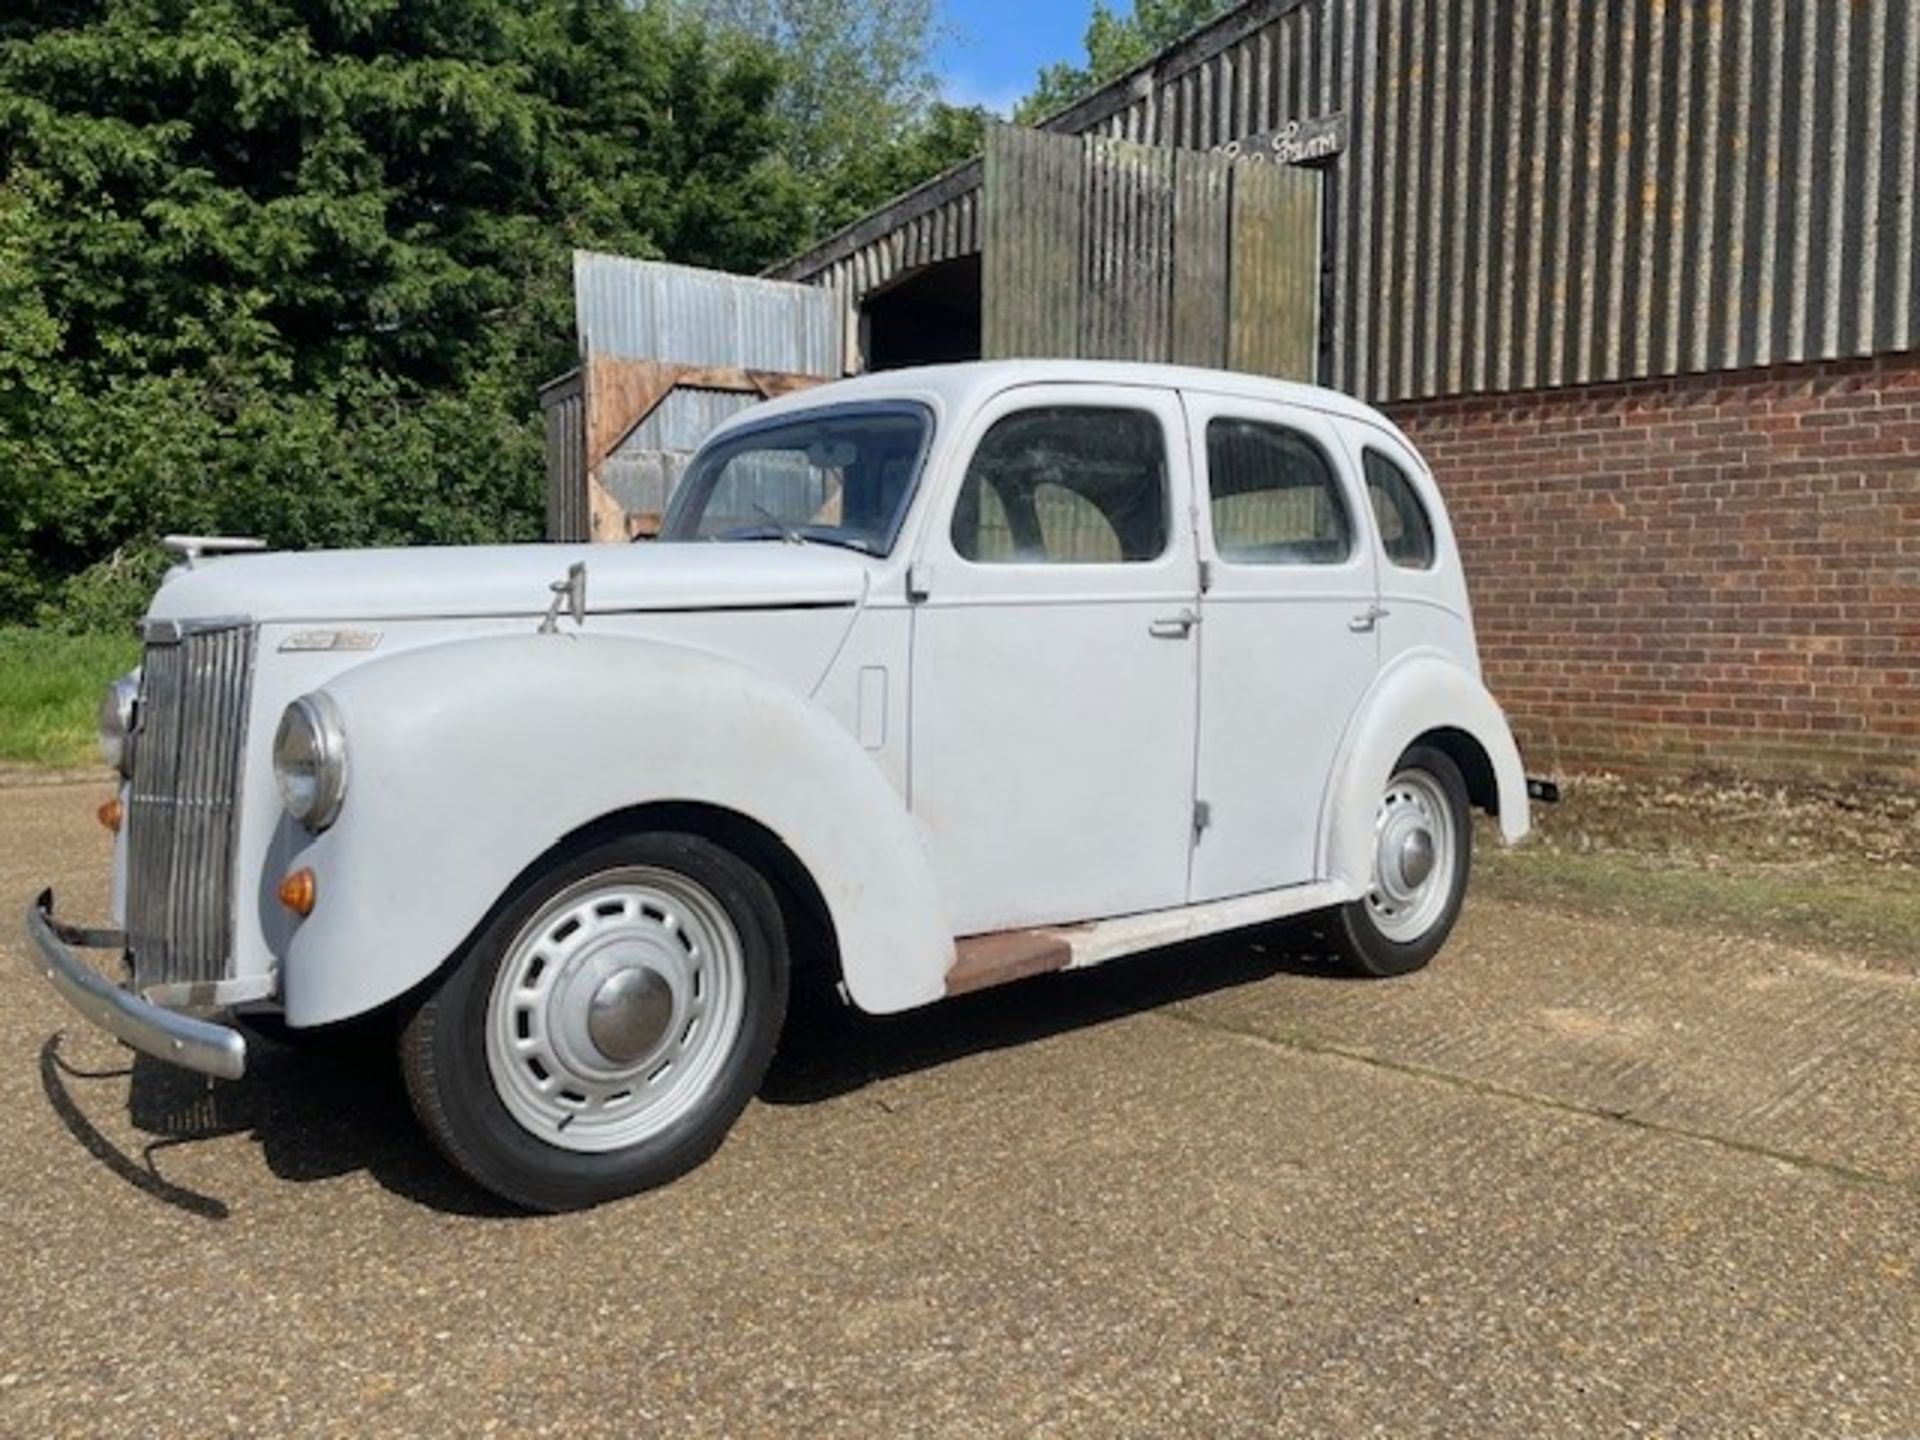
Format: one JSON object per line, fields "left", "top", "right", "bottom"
{"left": 283, "top": 634, "right": 953, "bottom": 1023}
{"left": 1055, "top": 880, "right": 1355, "bottom": 970}
{"left": 101, "top": 359, "right": 1533, "bottom": 1032}
{"left": 1333, "top": 419, "right": 1481, "bottom": 680}
{"left": 908, "top": 383, "right": 1200, "bottom": 933}
{"left": 150, "top": 540, "right": 871, "bottom": 624}
{"left": 1182, "top": 390, "right": 1383, "bottom": 903}
{"left": 1320, "top": 649, "right": 1531, "bottom": 894}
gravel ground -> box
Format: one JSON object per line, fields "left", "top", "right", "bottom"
{"left": 3, "top": 781, "right": 1916, "bottom": 1437}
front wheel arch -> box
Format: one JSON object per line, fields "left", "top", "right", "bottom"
{"left": 557, "top": 802, "right": 840, "bottom": 984}
{"left": 351, "top": 801, "right": 842, "bottom": 1051}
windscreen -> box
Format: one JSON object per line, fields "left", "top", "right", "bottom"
{"left": 659, "top": 405, "right": 931, "bottom": 556}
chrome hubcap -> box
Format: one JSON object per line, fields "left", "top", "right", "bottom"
{"left": 1366, "top": 769, "right": 1456, "bottom": 943}
{"left": 1394, "top": 827, "right": 1435, "bottom": 892}
{"left": 486, "top": 866, "right": 747, "bottom": 1153}
{"left": 587, "top": 966, "right": 675, "bottom": 1065}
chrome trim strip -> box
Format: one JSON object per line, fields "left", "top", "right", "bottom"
{"left": 139, "top": 615, "right": 253, "bottom": 644}
{"left": 24, "top": 890, "right": 247, "bottom": 1081}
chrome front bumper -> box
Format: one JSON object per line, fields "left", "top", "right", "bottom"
{"left": 24, "top": 890, "right": 247, "bottom": 1081}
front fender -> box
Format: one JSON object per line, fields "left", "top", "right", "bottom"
{"left": 281, "top": 634, "right": 954, "bottom": 1025}
{"left": 1321, "top": 650, "right": 1530, "bottom": 892}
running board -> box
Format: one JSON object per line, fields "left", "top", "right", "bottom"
{"left": 946, "top": 881, "right": 1354, "bottom": 997}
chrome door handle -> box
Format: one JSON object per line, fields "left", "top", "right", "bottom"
{"left": 1348, "top": 604, "right": 1388, "bottom": 633}
{"left": 1149, "top": 609, "right": 1199, "bottom": 639}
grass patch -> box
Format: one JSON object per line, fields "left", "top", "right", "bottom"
{"left": 1478, "top": 836, "right": 1920, "bottom": 971}
{"left": 0, "top": 627, "right": 140, "bottom": 769}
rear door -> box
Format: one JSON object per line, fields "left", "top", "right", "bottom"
{"left": 1185, "top": 392, "right": 1381, "bottom": 902}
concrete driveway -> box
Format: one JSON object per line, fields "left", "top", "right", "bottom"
{"left": 3, "top": 780, "right": 1915, "bottom": 1436}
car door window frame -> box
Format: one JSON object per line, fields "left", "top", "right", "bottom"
{"left": 1202, "top": 413, "right": 1359, "bottom": 568}
{"left": 949, "top": 403, "right": 1174, "bottom": 567}
{"left": 1361, "top": 444, "right": 1439, "bottom": 571}
{"left": 1189, "top": 397, "right": 1375, "bottom": 586}
{"left": 922, "top": 383, "right": 1198, "bottom": 598}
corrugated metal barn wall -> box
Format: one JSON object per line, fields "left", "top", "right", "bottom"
{"left": 775, "top": 0, "right": 1920, "bottom": 404}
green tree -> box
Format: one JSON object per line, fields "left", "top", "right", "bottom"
{"left": 1018, "top": 0, "right": 1234, "bottom": 122}
{"left": 683, "top": 0, "right": 989, "bottom": 237}
{"left": 809, "top": 100, "right": 991, "bottom": 236}
{"left": 0, "top": 0, "right": 807, "bottom": 627}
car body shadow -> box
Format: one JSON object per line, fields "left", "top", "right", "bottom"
{"left": 38, "top": 1027, "right": 518, "bottom": 1221}
{"left": 37, "top": 917, "right": 1356, "bottom": 1219}
{"left": 763, "top": 914, "right": 1359, "bottom": 1105}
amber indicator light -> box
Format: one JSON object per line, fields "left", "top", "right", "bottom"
{"left": 277, "top": 868, "right": 317, "bottom": 917}
{"left": 97, "top": 797, "right": 123, "bottom": 833}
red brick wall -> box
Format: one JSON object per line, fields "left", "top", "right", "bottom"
{"left": 1387, "top": 354, "right": 1920, "bottom": 784}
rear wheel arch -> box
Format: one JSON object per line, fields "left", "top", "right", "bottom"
{"left": 1320, "top": 655, "right": 1531, "bottom": 889}
{"left": 1410, "top": 725, "right": 1500, "bottom": 819}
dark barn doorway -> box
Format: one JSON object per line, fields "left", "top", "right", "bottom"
{"left": 862, "top": 254, "right": 983, "bottom": 371}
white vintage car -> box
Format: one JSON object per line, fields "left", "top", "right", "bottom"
{"left": 30, "top": 360, "right": 1540, "bottom": 1210}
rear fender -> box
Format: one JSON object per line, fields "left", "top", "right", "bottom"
{"left": 1321, "top": 651, "right": 1530, "bottom": 891}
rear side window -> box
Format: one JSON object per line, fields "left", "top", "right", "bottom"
{"left": 1204, "top": 417, "right": 1352, "bottom": 565}
{"left": 1363, "top": 449, "right": 1437, "bottom": 569}
{"left": 952, "top": 407, "right": 1168, "bottom": 564}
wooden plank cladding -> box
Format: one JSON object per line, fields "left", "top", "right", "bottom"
{"left": 982, "top": 125, "right": 1321, "bottom": 379}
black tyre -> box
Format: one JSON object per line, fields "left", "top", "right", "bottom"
{"left": 1330, "top": 744, "right": 1472, "bottom": 978}
{"left": 399, "top": 830, "right": 789, "bottom": 1212}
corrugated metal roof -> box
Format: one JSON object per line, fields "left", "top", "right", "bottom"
{"left": 572, "top": 252, "right": 843, "bottom": 372}
{"left": 773, "top": 0, "right": 1920, "bottom": 403}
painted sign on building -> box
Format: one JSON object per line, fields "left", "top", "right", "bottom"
{"left": 1213, "top": 113, "right": 1347, "bottom": 168}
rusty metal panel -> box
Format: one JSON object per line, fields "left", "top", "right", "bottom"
{"left": 550, "top": 255, "right": 842, "bottom": 540}
{"left": 986, "top": 126, "right": 1319, "bottom": 371}
{"left": 982, "top": 126, "right": 1085, "bottom": 358}
{"left": 1227, "top": 160, "right": 1321, "bottom": 381}
{"left": 600, "top": 387, "right": 763, "bottom": 527}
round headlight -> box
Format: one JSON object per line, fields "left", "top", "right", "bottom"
{"left": 273, "top": 693, "right": 349, "bottom": 830}
{"left": 98, "top": 671, "right": 140, "bottom": 777}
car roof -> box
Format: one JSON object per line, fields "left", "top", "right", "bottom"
{"left": 720, "top": 359, "right": 1414, "bottom": 448}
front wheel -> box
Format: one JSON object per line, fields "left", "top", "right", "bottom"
{"left": 1330, "top": 745, "right": 1472, "bottom": 978}
{"left": 400, "top": 831, "right": 789, "bottom": 1211}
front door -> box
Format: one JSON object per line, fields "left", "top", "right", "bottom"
{"left": 909, "top": 384, "right": 1201, "bottom": 936}
{"left": 1184, "top": 392, "right": 1381, "bottom": 902}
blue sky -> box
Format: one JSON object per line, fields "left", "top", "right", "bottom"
{"left": 932, "top": 0, "right": 1093, "bottom": 116}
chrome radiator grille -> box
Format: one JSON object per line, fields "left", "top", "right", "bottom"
{"left": 125, "top": 621, "right": 257, "bottom": 994}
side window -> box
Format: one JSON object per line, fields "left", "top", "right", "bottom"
{"left": 1363, "top": 448, "right": 1437, "bottom": 569}
{"left": 1204, "top": 417, "right": 1352, "bottom": 565}
{"left": 951, "top": 406, "right": 1168, "bottom": 564}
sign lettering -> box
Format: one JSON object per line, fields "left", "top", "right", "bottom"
{"left": 1212, "top": 113, "right": 1347, "bottom": 167}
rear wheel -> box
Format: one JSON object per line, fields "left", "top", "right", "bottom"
{"left": 1330, "top": 744, "right": 1472, "bottom": 978}
{"left": 400, "top": 831, "right": 788, "bottom": 1211}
